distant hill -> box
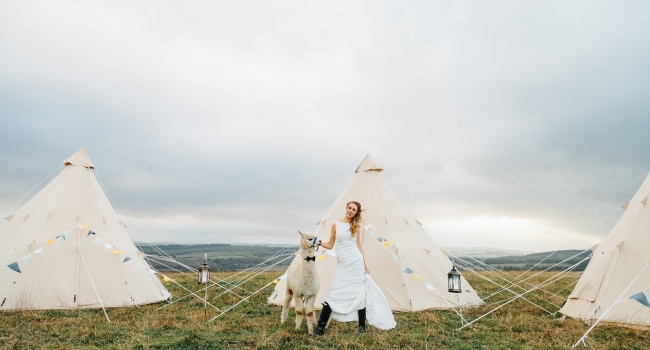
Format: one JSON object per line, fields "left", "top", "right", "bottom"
{"left": 480, "top": 249, "right": 591, "bottom": 271}
{"left": 138, "top": 243, "right": 296, "bottom": 272}
{"left": 444, "top": 247, "right": 532, "bottom": 259}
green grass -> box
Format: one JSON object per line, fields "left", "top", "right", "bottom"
{"left": 1, "top": 271, "right": 648, "bottom": 349}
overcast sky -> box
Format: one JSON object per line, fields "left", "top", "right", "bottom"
{"left": 1, "top": 1, "right": 649, "bottom": 252}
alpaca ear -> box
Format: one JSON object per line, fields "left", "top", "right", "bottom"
{"left": 297, "top": 230, "right": 305, "bottom": 237}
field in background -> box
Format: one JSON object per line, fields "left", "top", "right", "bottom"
{"left": 139, "top": 244, "right": 590, "bottom": 273}
{"left": 1, "top": 271, "right": 648, "bottom": 349}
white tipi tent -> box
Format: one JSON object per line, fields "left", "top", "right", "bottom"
{"left": 0, "top": 148, "right": 170, "bottom": 311}
{"left": 269, "top": 155, "right": 484, "bottom": 311}
{"left": 560, "top": 172, "right": 650, "bottom": 328}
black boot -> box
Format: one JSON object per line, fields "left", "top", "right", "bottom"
{"left": 358, "top": 308, "right": 366, "bottom": 333}
{"left": 315, "top": 302, "right": 332, "bottom": 336}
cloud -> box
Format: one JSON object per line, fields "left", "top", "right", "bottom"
{"left": 1, "top": 1, "right": 649, "bottom": 251}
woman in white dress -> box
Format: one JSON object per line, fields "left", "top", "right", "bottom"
{"left": 315, "top": 201, "right": 396, "bottom": 335}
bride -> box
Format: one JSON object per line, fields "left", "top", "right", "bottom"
{"left": 315, "top": 201, "right": 396, "bottom": 335}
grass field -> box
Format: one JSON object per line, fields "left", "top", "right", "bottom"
{"left": 1, "top": 270, "right": 649, "bottom": 349}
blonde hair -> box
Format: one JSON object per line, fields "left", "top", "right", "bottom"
{"left": 347, "top": 201, "right": 362, "bottom": 237}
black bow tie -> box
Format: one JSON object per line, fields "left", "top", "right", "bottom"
{"left": 304, "top": 256, "right": 316, "bottom": 262}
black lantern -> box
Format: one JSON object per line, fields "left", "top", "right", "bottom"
{"left": 448, "top": 265, "right": 462, "bottom": 293}
{"left": 198, "top": 254, "right": 210, "bottom": 285}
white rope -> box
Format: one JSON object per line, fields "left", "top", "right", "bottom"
{"left": 0, "top": 164, "right": 63, "bottom": 221}
{"left": 458, "top": 255, "right": 591, "bottom": 331}
{"left": 157, "top": 254, "right": 293, "bottom": 311}
{"left": 461, "top": 255, "right": 567, "bottom": 304}
{"left": 572, "top": 261, "right": 650, "bottom": 348}
{"left": 453, "top": 257, "right": 558, "bottom": 313}
{"left": 79, "top": 252, "right": 111, "bottom": 324}
{"left": 208, "top": 279, "right": 278, "bottom": 322}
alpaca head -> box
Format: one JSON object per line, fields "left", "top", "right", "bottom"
{"left": 297, "top": 230, "right": 321, "bottom": 251}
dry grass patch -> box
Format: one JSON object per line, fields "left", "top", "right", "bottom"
{"left": 0, "top": 271, "right": 648, "bottom": 349}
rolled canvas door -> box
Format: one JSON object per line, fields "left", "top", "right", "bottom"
{"left": 568, "top": 249, "right": 617, "bottom": 302}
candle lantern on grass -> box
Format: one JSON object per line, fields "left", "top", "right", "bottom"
{"left": 198, "top": 254, "right": 210, "bottom": 285}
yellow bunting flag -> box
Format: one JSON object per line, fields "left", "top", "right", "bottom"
{"left": 162, "top": 276, "right": 172, "bottom": 282}
{"left": 383, "top": 240, "right": 392, "bottom": 249}
{"left": 82, "top": 225, "right": 89, "bottom": 229}
{"left": 46, "top": 239, "right": 54, "bottom": 246}
{"left": 112, "top": 250, "right": 122, "bottom": 255}
{"left": 272, "top": 279, "right": 280, "bottom": 284}
{"left": 317, "top": 255, "right": 326, "bottom": 261}
{"left": 412, "top": 275, "right": 422, "bottom": 282}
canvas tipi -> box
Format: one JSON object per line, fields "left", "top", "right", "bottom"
{"left": 269, "top": 155, "right": 484, "bottom": 311}
{"left": 560, "top": 172, "right": 650, "bottom": 328}
{"left": 0, "top": 148, "right": 170, "bottom": 311}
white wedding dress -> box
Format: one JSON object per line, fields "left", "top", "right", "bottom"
{"left": 326, "top": 221, "right": 396, "bottom": 330}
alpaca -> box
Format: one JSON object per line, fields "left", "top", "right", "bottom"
{"left": 281, "top": 230, "right": 322, "bottom": 334}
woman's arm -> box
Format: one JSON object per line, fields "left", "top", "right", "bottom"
{"left": 357, "top": 233, "right": 370, "bottom": 274}
{"left": 321, "top": 222, "right": 337, "bottom": 250}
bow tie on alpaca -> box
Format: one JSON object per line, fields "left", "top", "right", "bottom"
{"left": 304, "top": 256, "right": 316, "bottom": 262}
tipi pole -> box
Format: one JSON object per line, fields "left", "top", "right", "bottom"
{"left": 572, "top": 261, "right": 650, "bottom": 348}
{"left": 79, "top": 252, "right": 111, "bottom": 324}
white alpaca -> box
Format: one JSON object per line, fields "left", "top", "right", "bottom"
{"left": 281, "top": 230, "right": 322, "bottom": 334}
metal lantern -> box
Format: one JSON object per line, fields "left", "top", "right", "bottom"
{"left": 448, "top": 265, "right": 462, "bottom": 293}
{"left": 198, "top": 253, "right": 210, "bottom": 285}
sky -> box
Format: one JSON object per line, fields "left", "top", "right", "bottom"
{"left": 1, "top": 1, "right": 649, "bottom": 252}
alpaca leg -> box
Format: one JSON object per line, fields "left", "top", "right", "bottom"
{"left": 305, "top": 296, "right": 316, "bottom": 334}
{"left": 281, "top": 289, "right": 293, "bottom": 324}
{"left": 294, "top": 296, "right": 305, "bottom": 331}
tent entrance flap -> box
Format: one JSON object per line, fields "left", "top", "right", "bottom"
{"left": 569, "top": 250, "right": 617, "bottom": 302}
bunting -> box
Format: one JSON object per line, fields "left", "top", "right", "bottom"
{"left": 91, "top": 237, "right": 103, "bottom": 245}
{"left": 104, "top": 243, "right": 113, "bottom": 249}
{"left": 162, "top": 276, "right": 172, "bottom": 282}
{"left": 33, "top": 247, "right": 43, "bottom": 254}
{"left": 7, "top": 261, "right": 20, "bottom": 273}
{"left": 629, "top": 291, "right": 650, "bottom": 307}
{"left": 135, "top": 262, "right": 145, "bottom": 269}
{"left": 21, "top": 255, "right": 32, "bottom": 264}
{"left": 123, "top": 256, "right": 132, "bottom": 263}
{"left": 87, "top": 230, "right": 96, "bottom": 236}
{"left": 404, "top": 267, "right": 413, "bottom": 274}
{"left": 383, "top": 240, "right": 393, "bottom": 249}
{"left": 46, "top": 239, "right": 54, "bottom": 246}
{"left": 412, "top": 275, "right": 422, "bottom": 282}
{"left": 317, "top": 255, "right": 326, "bottom": 261}
{"left": 112, "top": 250, "right": 122, "bottom": 255}
{"left": 424, "top": 283, "right": 435, "bottom": 291}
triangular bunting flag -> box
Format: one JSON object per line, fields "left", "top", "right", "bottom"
{"left": 7, "top": 261, "right": 20, "bottom": 273}
{"left": 63, "top": 230, "right": 72, "bottom": 240}
{"left": 87, "top": 230, "right": 96, "bottom": 237}
{"left": 104, "top": 243, "right": 113, "bottom": 249}
{"left": 162, "top": 276, "right": 172, "bottom": 282}
{"left": 279, "top": 274, "right": 287, "bottom": 281}
{"left": 82, "top": 225, "right": 89, "bottom": 229}
{"left": 376, "top": 237, "right": 386, "bottom": 242}
{"left": 412, "top": 275, "right": 422, "bottom": 282}
{"left": 135, "top": 262, "right": 145, "bottom": 269}
{"left": 272, "top": 279, "right": 280, "bottom": 284}
{"left": 383, "top": 240, "right": 392, "bottom": 249}
{"left": 629, "top": 291, "right": 650, "bottom": 307}
{"left": 317, "top": 255, "right": 326, "bottom": 261}
{"left": 112, "top": 250, "right": 122, "bottom": 255}
{"left": 149, "top": 269, "right": 156, "bottom": 276}
{"left": 123, "top": 256, "right": 132, "bottom": 263}
{"left": 91, "top": 237, "right": 103, "bottom": 245}
{"left": 425, "top": 283, "right": 435, "bottom": 291}
{"left": 33, "top": 247, "right": 44, "bottom": 254}
{"left": 22, "top": 255, "right": 32, "bottom": 264}
{"left": 404, "top": 267, "right": 413, "bottom": 274}
{"left": 46, "top": 239, "right": 54, "bottom": 246}
{"left": 326, "top": 250, "right": 337, "bottom": 258}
